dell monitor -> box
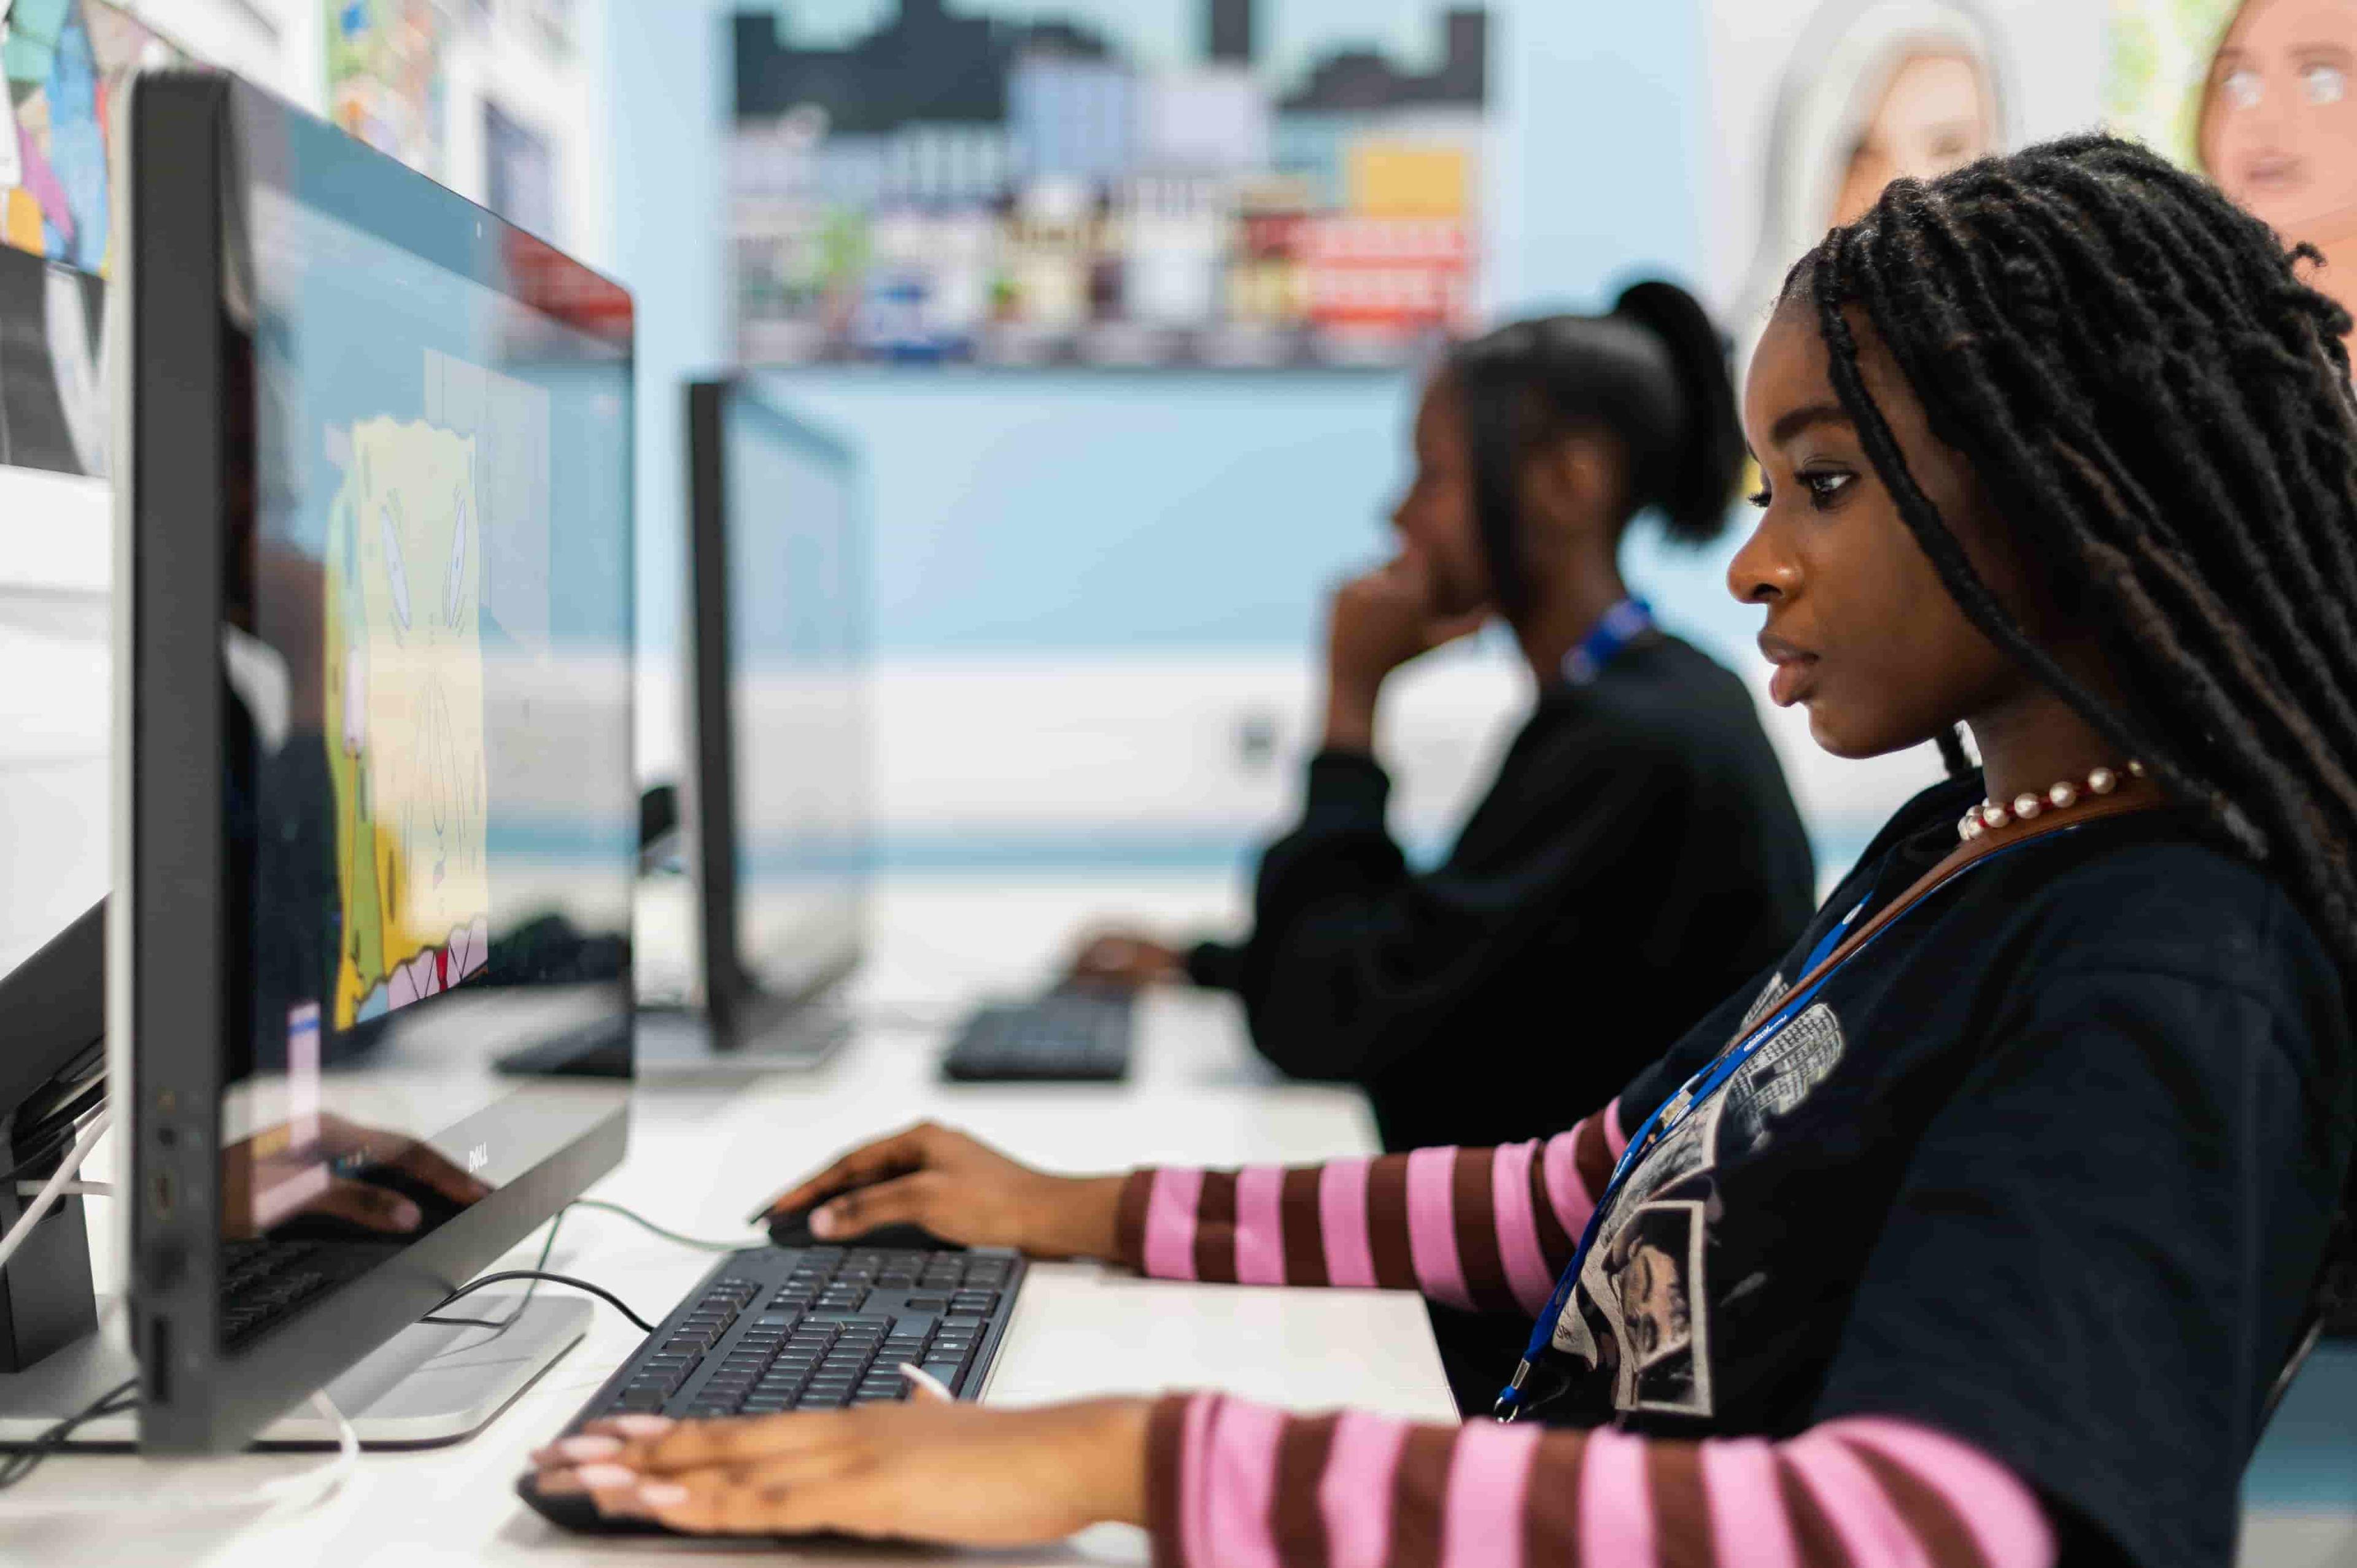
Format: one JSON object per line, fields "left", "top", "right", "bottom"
{"left": 99, "top": 71, "right": 636, "bottom": 1454}
{"left": 636, "top": 381, "right": 870, "bottom": 1070}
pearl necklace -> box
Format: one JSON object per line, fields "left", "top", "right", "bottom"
{"left": 1957, "top": 759, "right": 2146, "bottom": 842}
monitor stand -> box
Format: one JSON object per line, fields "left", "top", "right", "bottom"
{"left": 0, "top": 1289, "right": 589, "bottom": 1449}
{"left": 631, "top": 997, "right": 853, "bottom": 1081}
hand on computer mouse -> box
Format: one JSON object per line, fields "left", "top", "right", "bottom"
{"left": 1067, "top": 929, "right": 1186, "bottom": 990}
{"left": 749, "top": 1121, "right": 1124, "bottom": 1261}
{"left": 528, "top": 1397, "right": 1152, "bottom": 1543}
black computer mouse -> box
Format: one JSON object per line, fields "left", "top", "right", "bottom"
{"left": 764, "top": 1207, "right": 959, "bottom": 1252}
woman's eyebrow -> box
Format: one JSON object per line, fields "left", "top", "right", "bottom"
{"left": 2294, "top": 44, "right": 2356, "bottom": 67}
{"left": 1768, "top": 403, "right": 1854, "bottom": 445}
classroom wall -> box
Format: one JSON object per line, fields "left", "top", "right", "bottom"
{"left": 603, "top": 1, "right": 1964, "bottom": 882}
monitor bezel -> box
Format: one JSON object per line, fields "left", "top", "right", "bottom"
{"left": 683, "top": 379, "right": 871, "bottom": 1048}
{"left": 119, "top": 69, "right": 632, "bottom": 1454}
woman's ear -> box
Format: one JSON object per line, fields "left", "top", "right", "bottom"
{"left": 1518, "top": 434, "right": 1623, "bottom": 545}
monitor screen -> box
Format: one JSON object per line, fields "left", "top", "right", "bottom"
{"left": 220, "top": 95, "right": 633, "bottom": 1312}
{"left": 711, "top": 388, "right": 870, "bottom": 1008}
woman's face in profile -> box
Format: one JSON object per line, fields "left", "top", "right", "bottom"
{"left": 2203, "top": 0, "right": 2357, "bottom": 242}
{"left": 1831, "top": 51, "right": 1994, "bottom": 227}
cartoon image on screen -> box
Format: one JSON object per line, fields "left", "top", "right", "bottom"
{"left": 323, "top": 414, "right": 493, "bottom": 1029}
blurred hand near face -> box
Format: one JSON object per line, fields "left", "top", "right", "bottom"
{"left": 1323, "top": 549, "right": 1490, "bottom": 752}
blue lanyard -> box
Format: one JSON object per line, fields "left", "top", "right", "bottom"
{"left": 1561, "top": 598, "right": 1654, "bottom": 686}
{"left": 1492, "top": 833, "right": 2045, "bottom": 1421}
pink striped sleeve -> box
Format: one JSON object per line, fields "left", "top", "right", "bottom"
{"left": 1404, "top": 1146, "right": 1472, "bottom": 1309}
{"left": 1490, "top": 1141, "right": 1557, "bottom": 1316}
{"left": 1145, "top": 1397, "right": 2054, "bottom": 1568}
{"left": 1231, "top": 1165, "right": 1288, "bottom": 1286}
{"left": 1701, "top": 1436, "right": 1800, "bottom": 1568}
{"left": 1439, "top": 1419, "right": 1538, "bottom": 1568}
{"left": 1580, "top": 1423, "right": 1655, "bottom": 1566}
{"left": 1782, "top": 1431, "right": 1927, "bottom": 1567}
{"left": 1321, "top": 1410, "right": 1411, "bottom": 1568}
{"left": 1142, "top": 1167, "right": 1205, "bottom": 1281}
{"left": 1540, "top": 1132, "right": 1600, "bottom": 1237}
{"left": 1199, "top": 1399, "right": 1290, "bottom": 1568}
{"left": 1118, "top": 1102, "right": 1627, "bottom": 1300}
{"left": 1318, "top": 1157, "right": 1377, "bottom": 1288}
{"left": 1822, "top": 1418, "right": 2057, "bottom": 1568}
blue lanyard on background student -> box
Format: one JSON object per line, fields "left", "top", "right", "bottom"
{"left": 1491, "top": 833, "right": 2051, "bottom": 1421}
{"left": 1561, "top": 597, "right": 1654, "bottom": 686}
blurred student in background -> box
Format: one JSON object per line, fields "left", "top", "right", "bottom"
{"left": 1073, "top": 282, "right": 1816, "bottom": 1156}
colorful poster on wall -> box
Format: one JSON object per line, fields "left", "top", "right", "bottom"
{"left": 2107, "top": 0, "right": 2357, "bottom": 342}
{"left": 325, "top": 0, "right": 450, "bottom": 183}
{"left": 0, "top": 0, "right": 178, "bottom": 477}
{"left": 727, "top": 0, "right": 1493, "bottom": 369}
{"left": 1702, "top": 0, "right": 2107, "bottom": 362}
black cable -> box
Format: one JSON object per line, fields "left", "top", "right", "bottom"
{"left": 420, "top": 1270, "right": 658, "bottom": 1335}
{"left": 0, "top": 1378, "right": 137, "bottom": 1492}
{"left": 567, "top": 1198, "right": 759, "bottom": 1252}
{"left": 416, "top": 1210, "right": 568, "bottom": 1340}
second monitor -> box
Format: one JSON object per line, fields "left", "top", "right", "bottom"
{"left": 638, "top": 381, "right": 873, "bottom": 1070}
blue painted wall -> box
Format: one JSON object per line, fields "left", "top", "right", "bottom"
{"left": 602, "top": 1, "right": 1715, "bottom": 665}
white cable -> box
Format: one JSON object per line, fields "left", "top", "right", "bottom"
{"left": 0, "top": 1106, "right": 112, "bottom": 1276}
{"left": 17, "top": 1181, "right": 111, "bottom": 1197}
{"left": 0, "top": 1386, "right": 362, "bottom": 1517}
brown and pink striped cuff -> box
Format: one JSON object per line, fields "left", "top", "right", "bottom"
{"left": 1144, "top": 1392, "right": 2052, "bottom": 1568}
{"left": 1115, "top": 1102, "right": 1627, "bottom": 1316}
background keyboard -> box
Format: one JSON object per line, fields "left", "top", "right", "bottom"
{"left": 940, "top": 989, "right": 1133, "bottom": 1081}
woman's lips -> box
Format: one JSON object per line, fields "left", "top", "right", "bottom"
{"left": 1768, "top": 657, "right": 1818, "bottom": 707}
{"left": 1759, "top": 631, "right": 1819, "bottom": 707}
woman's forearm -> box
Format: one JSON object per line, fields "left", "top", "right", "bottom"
{"left": 1143, "top": 1392, "right": 2054, "bottom": 1568}
{"left": 1112, "top": 1103, "right": 1627, "bottom": 1313}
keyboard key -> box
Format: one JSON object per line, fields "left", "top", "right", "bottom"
{"left": 919, "top": 1361, "right": 965, "bottom": 1389}
{"left": 614, "top": 1387, "right": 668, "bottom": 1411}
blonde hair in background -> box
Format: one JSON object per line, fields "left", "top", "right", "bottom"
{"left": 1736, "top": 0, "right": 2011, "bottom": 371}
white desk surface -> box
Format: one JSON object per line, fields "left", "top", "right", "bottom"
{"left": 2, "top": 898, "right": 1456, "bottom": 1567}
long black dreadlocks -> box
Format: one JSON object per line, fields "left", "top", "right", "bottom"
{"left": 1792, "top": 134, "right": 2357, "bottom": 1344}
{"left": 1789, "top": 133, "right": 2357, "bottom": 977}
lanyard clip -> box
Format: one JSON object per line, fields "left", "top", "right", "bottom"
{"left": 1492, "top": 1359, "right": 1535, "bottom": 1423}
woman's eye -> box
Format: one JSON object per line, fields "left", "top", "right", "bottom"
{"left": 1800, "top": 470, "right": 1856, "bottom": 508}
{"left": 2306, "top": 64, "right": 2346, "bottom": 106}
{"left": 2226, "top": 67, "right": 2264, "bottom": 110}
{"left": 1746, "top": 484, "right": 1772, "bottom": 509}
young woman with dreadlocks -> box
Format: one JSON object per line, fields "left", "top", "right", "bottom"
{"left": 528, "top": 137, "right": 2356, "bottom": 1568}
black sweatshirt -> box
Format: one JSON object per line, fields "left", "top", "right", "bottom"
{"left": 1188, "top": 630, "right": 1817, "bottom": 1151}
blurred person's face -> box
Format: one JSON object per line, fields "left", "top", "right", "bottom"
{"left": 1831, "top": 52, "right": 1993, "bottom": 226}
{"left": 1390, "top": 373, "right": 1493, "bottom": 616}
{"left": 2203, "top": 0, "right": 2357, "bottom": 245}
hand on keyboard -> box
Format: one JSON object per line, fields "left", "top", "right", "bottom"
{"left": 527, "top": 1397, "right": 1153, "bottom": 1543}
{"left": 750, "top": 1121, "right": 1126, "bottom": 1261}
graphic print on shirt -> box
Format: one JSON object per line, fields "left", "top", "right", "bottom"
{"left": 1736, "top": 970, "right": 1788, "bottom": 1033}
{"left": 1557, "top": 998, "right": 1848, "bottom": 1416}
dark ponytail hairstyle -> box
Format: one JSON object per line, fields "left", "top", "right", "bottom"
{"left": 1446, "top": 279, "right": 1744, "bottom": 619}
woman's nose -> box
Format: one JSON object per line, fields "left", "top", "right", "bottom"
{"left": 1727, "top": 523, "right": 1796, "bottom": 606}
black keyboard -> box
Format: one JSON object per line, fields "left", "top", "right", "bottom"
{"left": 942, "top": 991, "right": 1132, "bottom": 1081}
{"left": 521, "top": 1243, "right": 1024, "bottom": 1532}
